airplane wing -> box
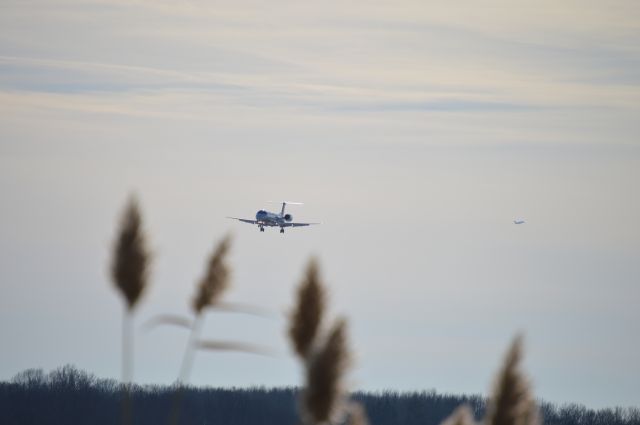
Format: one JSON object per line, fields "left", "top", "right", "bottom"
{"left": 281, "top": 222, "right": 321, "bottom": 228}
{"left": 227, "top": 217, "right": 259, "bottom": 225}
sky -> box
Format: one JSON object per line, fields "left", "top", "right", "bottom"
{"left": 1, "top": 0, "right": 639, "bottom": 410}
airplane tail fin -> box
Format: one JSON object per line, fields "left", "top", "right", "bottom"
{"left": 268, "top": 201, "right": 303, "bottom": 215}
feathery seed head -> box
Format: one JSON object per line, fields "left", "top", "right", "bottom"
{"left": 303, "top": 318, "right": 350, "bottom": 425}
{"left": 484, "top": 335, "right": 540, "bottom": 425}
{"left": 111, "top": 196, "right": 150, "bottom": 311}
{"left": 192, "top": 235, "right": 232, "bottom": 314}
{"left": 289, "top": 258, "right": 326, "bottom": 359}
{"left": 441, "top": 405, "right": 476, "bottom": 425}
{"left": 346, "top": 402, "right": 370, "bottom": 425}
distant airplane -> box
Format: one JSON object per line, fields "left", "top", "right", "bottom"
{"left": 514, "top": 219, "right": 525, "bottom": 224}
{"left": 227, "top": 202, "right": 320, "bottom": 234}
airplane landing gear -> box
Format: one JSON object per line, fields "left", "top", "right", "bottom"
{"left": 280, "top": 228, "right": 285, "bottom": 234}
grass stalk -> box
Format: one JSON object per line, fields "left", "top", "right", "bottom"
{"left": 122, "top": 308, "right": 133, "bottom": 425}
{"left": 168, "top": 314, "right": 204, "bottom": 425}
{"left": 178, "top": 314, "right": 204, "bottom": 385}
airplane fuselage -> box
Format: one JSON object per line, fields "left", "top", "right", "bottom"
{"left": 255, "top": 209, "right": 292, "bottom": 227}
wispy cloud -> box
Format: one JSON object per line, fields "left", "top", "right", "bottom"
{"left": 0, "top": 0, "right": 639, "bottom": 143}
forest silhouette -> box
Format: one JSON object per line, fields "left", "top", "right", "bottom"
{"left": 2, "top": 365, "right": 639, "bottom": 425}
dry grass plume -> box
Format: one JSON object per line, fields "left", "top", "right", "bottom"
{"left": 302, "top": 318, "right": 350, "bottom": 425}
{"left": 346, "top": 402, "right": 370, "bottom": 425}
{"left": 441, "top": 405, "right": 476, "bottom": 425}
{"left": 289, "top": 258, "right": 326, "bottom": 359}
{"left": 192, "top": 235, "right": 232, "bottom": 314}
{"left": 111, "top": 196, "right": 150, "bottom": 311}
{"left": 484, "top": 336, "right": 539, "bottom": 425}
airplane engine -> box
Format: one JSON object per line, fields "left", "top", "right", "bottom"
{"left": 284, "top": 214, "right": 293, "bottom": 222}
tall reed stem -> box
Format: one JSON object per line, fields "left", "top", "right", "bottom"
{"left": 169, "top": 314, "right": 204, "bottom": 425}
{"left": 122, "top": 308, "right": 133, "bottom": 425}
{"left": 122, "top": 307, "right": 133, "bottom": 384}
{"left": 178, "top": 314, "right": 204, "bottom": 384}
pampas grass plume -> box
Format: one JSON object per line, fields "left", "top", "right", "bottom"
{"left": 303, "top": 318, "right": 350, "bottom": 425}
{"left": 192, "top": 235, "right": 232, "bottom": 314}
{"left": 289, "top": 258, "right": 326, "bottom": 359}
{"left": 346, "top": 402, "right": 370, "bottom": 425}
{"left": 441, "top": 405, "right": 476, "bottom": 425}
{"left": 111, "top": 196, "right": 150, "bottom": 311}
{"left": 484, "top": 335, "right": 539, "bottom": 425}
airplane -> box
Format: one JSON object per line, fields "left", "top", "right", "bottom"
{"left": 514, "top": 219, "right": 525, "bottom": 224}
{"left": 227, "top": 202, "right": 320, "bottom": 234}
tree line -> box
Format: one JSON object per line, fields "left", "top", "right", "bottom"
{"left": 1, "top": 365, "right": 638, "bottom": 425}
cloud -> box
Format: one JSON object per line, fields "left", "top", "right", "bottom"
{"left": 2, "top": 1, "right": 639, "bottom": 107}
{"left": 0, "top": 0, "right": 639, "bottom": 147}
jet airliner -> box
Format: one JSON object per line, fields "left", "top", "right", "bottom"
{"left": 228, "top": 202, "right": 320, "bottom": 234}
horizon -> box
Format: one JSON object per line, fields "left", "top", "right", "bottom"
{"left": 5, "top": 363, "right": 639, "bottom": 414}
